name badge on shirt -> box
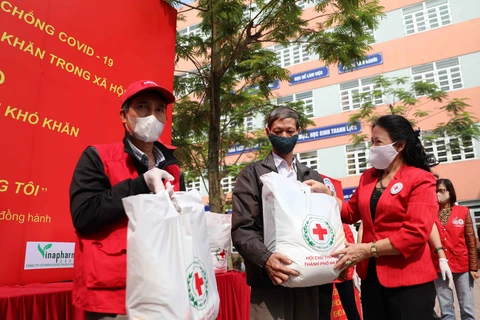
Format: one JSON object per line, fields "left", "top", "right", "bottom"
{"left": 390, "top": 182, "right": 403, "bottom": 195}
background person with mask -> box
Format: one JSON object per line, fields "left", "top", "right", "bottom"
{"left": 69, "top": 80, "right": 185, "bottom": 320}
{"left": 231, "top": 106, "right": 329, "bottom": 320}
{"left": 433, "top": 178, "right": 478, "bottom": 320}
{"left": 306, "top": 114, "right": 439, "bottom": 320}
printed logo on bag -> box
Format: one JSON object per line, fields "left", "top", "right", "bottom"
{"left": 323, "top": 178, "right": 336, "bottom": 196}
{"left": 24, "top": 242, "right": 75, "bottom": 270}
{"left": 302, "top": 215, "right": 335, "bottom": 251}
{"left": 187, "top": 258, "right": 209, "bottom": 310}
{"left": 452, "top": 216, "right": 464, "bottom": 227}
{"left": 215, "top": 248, "right": 226, "bottom": 261}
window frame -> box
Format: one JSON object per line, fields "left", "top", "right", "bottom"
{"left": 411, "top": 57, "right": 463, "bottom": 92}
{"left": 278, "top": 90, "right": 315, "bottom": 117}
{"left": 402, "top": 0, "right": 452, "bottom": 36}
{"left": 422, "top": 132, "right": 476, "bottom": 164}
{"left": 345, "top": 142, "right": 371, "bottom": 176}
{"left": 339, "top": 77, "right": 383, "bottom": 112}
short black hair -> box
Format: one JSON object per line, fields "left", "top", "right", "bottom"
{"left": 265, "top": 106, "right": 299, "bottom": 129}
{"left": 437, "top": 178, "right": 457, "bottom": 204}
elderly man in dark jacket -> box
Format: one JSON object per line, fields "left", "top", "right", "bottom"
{"left": 231, "top": 106, "right": 329, "bottom": 320}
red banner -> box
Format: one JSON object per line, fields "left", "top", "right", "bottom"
{"left": 0, "top": 0, "right": 177, "bottom": 285}
{"left": 331, "top": 285, "right": 363, "bottom": 320}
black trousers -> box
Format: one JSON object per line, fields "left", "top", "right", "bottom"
{"left": 361, "top": 259, "right": 436, "bottom": 320}
{"left": 318, "top": 281, "right": 360, "bottom": 320}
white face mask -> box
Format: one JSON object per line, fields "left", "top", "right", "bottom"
{"left": 126, "top": 114, "right": 164, "bottom": 142}
{"left": 368, "top": 142, "right": 398, "bottom": 170}
{"left": 437, "top": 192, "right": 450, "bottom": 204}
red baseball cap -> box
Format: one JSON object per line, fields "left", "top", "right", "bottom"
{"left": 120, "top": 80, "right": 175, "bottom": 106}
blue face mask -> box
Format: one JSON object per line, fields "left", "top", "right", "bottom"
{"left": 268, "top": 133, "right": 298, "bottom": 155}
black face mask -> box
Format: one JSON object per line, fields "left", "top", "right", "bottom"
{"left": 268, "top": 133, "right": 298, "bottom": 155}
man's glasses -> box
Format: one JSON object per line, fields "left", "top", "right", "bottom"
{"left": 437, "top": 188, "right": 447, "bottom": 194}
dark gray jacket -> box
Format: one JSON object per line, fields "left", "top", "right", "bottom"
{"left": 231, "top": 152, "right": 323, "bottom": 287}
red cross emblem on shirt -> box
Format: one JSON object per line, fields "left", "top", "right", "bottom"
{"left": 218, "top": 249, "right": 226, "bottom": 259}
{"left": 194, "top": 272, "right": 204, "bottom": 296}
{"left": 313, "top": 223, "right": 328, "bottom": 240}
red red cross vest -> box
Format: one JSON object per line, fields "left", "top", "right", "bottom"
{"left": 72, "top": 142, "right": 181, "bottom": 314}
{"left": 433, "top": 205, "right": 470, "bottom": 273}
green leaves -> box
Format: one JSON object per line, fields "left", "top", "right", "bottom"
{"left": 37, "top": 244, "right": 44, "bottom": 257}
{"left": 37, "top": 243, "right": 52, "bottom": 257}
{"left": 348, "top": 76, "right": 479, "bottom": 151}
{"left": 172, "top": 0, "right": 384, "bottom": 212}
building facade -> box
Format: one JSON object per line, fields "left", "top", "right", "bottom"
{"left": 176, "top": 0, "right": 480, "bottom": 232}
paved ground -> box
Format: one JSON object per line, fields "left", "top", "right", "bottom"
{"left": 433, "top": 277, "right": 480, "bottom": 319}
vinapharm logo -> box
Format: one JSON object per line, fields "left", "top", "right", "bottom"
{"left": 24, "top": 242, "right": 75, "bottom": 270}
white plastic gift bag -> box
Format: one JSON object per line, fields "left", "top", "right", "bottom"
{"left": 122, "top": 191, "right": 191, "bottom": 320}
{"left": 260, "top": 172, "right": 346, "bottom": 287}
{"left": 172, "top": 191, "right": 220, "bottom": 320}
{"left": 205, "top": 212, "right": 232, "bottom": 274}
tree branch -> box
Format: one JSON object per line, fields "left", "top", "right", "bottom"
{"left": 175, "top": 1, "right": 208, "bottom": 12}
{"left": 187, "top": 147, "right": 209, "bottom": 192}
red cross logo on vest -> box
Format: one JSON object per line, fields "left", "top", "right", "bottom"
{"left": 218, "top": 249, "right": 226, "bottom": 259}
{"left": 313, "top": 224, "right": 328, "bottom": 240}
{"left": 194, "top": 272, "right": 204, "bottom": 296}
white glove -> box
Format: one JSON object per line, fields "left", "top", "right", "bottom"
{"left": 165, "top": 181, "right": 175, "bottom": 199}
{"left": 439, "top": 258, "right": 454, "bottom": 287}
{"left": 353, "top": 268, "right": 361, "bottom": 295}
{"left": 143, "top": 168, "right": 174, "bottom": 194}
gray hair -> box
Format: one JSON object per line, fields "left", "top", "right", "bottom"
{"left": 265, "top": 106, "right": 299, "bottom": 129}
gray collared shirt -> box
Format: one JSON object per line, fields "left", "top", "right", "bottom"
{"left": 126, "top": 138, "right": 165, "bottom": 169}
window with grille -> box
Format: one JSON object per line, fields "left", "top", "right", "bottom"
{"left": 402, "top": 0, "right": 451, "bottom": 35}
{"left": 340, "top": 77, "right": 383, "bottom": 112}
{"left": 423, "top": 133, "right": 476, "bottom": 163}
{"left": 412, "top": 58, "right": 463, "bottom": 92}
{"left": 243, "top": 2, "right": 261, "bottom": 24}
{"left": 175, "top": 72, "right": 193, "bottom": 96}
{"left": 365, "top": 28, "right": 376, "bottom": 44}
{"left": 186, "top": 176, "right": 201, "bottom": 192}
{"left": 178, "top": 23, "right": 207, "bottom": 39}
{"left": 278, "top": 91, "right": 314, "bottom": 117}
{"left": 178, "top": 28, "right": 188, "bottom": 36}
{"left": 471, "top": 207, "right": 480, "bottom": 237}
{"left": 221, "top": 115, "right": 238, "bottom": 133}
{"left": 296, "top": 0, "right": 320, "bottom": 10}
{"left": 274, "top": 41, "right": 314, "bottom": 68}
{"left": 244, "top": 116, "right": 254, "bottom": 132}
{"left": 221, "top": 175, "right": 236, "bottom": 193}
{"left": 346, "top": 143, "right": 371, "bottom": 175}
{"left": 296, "top": 151, "right": 319, "bottom": 171}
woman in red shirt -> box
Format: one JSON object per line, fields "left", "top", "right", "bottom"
{"left": 433, "top": 178, "right": 478, "bottom": 320}
{"left": 306, "top": 115, "right": 439, "bottom": 320}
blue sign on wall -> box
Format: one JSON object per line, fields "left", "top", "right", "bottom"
{"left": 226, "top": 122, "right": 361, "bottom": 156}
{"left": 226, "top": 144, "right": 260, "bottom": 156}
{"left": 338, "top": 53, "right": 383, "bottom": 74}
{"left": 297, "top": 122, "right": 361, "bottom": 143}
{"left": 290, "top": 66, "right": 329, "bottom": 85}
{"left": 343, "top": 187, "right": 357, "bottom": 201}
{"left": 269, "top": 79, "right": 280, "bottom": 90}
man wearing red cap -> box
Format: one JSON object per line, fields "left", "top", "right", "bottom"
{"left": 69, "top": 80, "right": 185, "bottom": 319}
